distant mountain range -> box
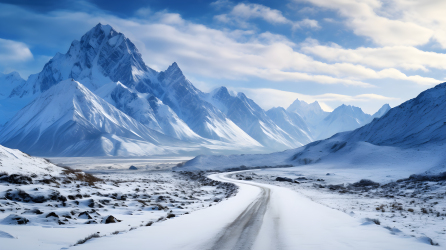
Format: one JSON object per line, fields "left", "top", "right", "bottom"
{"left": 0, "top": 24, "right": 390, "bottom": 156}
{"left": 180, "top": 81, "right": 446, "bottom": 173}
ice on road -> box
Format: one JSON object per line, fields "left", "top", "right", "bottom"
{"left": 75, "top": 173, "right": 435, "bottom": 250}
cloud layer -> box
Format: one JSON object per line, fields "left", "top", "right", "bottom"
{"left": 0, "top": 1, "right": 445, "bottom": 113}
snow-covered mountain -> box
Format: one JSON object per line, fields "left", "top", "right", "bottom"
{"left": 10, "top": 23, "right": 158, "bottom": 98}
{"left": 315, "top": 104, "right": 371, "bottom": 140}
{"left": 286, "top": 99, "right": 329, "bottom": 127}
{"left": 206, "top": 86, "right": 303, "bottom": 149}
{"left": 0, "top": 80, "right": 188, "bottom": 156}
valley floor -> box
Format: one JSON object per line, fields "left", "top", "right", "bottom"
{"left": 72, "top": 172, "right": 438, "bottom": 250}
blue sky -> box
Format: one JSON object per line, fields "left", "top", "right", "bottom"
{"left": 1, "top": 0, "right": 446, "bottom": 113}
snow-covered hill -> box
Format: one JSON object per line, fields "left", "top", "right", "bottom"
{"left": 0, "top": 144, "right": 62, "bottom": 176}
{"left": 346, "top": 84, "right": 446, "bottom": 147}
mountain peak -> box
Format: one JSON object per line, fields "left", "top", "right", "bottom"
{"left": 1, "top": 71, "right": 23, "bottom": 81}
{"left": 212, "top": 86, "right": 230, "bottom": 96}
{"left": 372, "top": 103, "right": 391, "bottom": 119}
{"left": 158, "top": 62, "right": 186, "bottom": 84}
{"left": 309, "top": 100, "right": 322, "bottom": 109}
{"left": 166, "top": 62, "right": 182, "bottom": 74}
{"left": 91, "top": 23, "right": 115, "bottom": 36}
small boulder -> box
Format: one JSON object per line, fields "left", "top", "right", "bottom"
{"left": 103, "top": 215, "right": 122, "bottom": 224}
{"left": 2, "top": 214, "right": 29, "bottom": 225}
{"left": 129, "top": 166, "right": 138, "bottom": 170}
{"left": 295, "top": 177, "right": 307, "bottom": 181}
{"left": 6, "top": 174, "right": 33, "bottom": 185}
{"left": 275, "top": 177, "right": 293, "bottom": 182}
{"left": 46, "top": 212, "right": 59, "bottom": 218}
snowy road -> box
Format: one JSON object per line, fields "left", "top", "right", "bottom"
{"left": 211, "top": 177, "right": 271, "bottom": 250}
{"left": 75, "top": 172, "right": 435, "bottom": 250}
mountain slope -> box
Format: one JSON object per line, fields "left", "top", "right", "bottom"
{"left": 266, "top": 107, "right": 313, "bottom": 146}
{"left": 0, "top": 144, "right": 63, "bottom": 176}
{"left": 95, "top": 82, "right": 202, "bottom": 142}
{"left": 347, "top": 84, "right": 446, "bottom": 147}
{"left": 0, "top": 80, "right": 184, "bottom": 156}
{"left": 156, "top": 64, "right": 261, "bottom": 147}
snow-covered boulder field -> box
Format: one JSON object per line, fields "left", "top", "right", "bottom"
{"left": 0, "top": 144, "right": 237, "bottom": 249}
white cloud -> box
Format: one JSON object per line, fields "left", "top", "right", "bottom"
{"left": 215, "top": 3, "right": 319, "bottom": 30}
{"left": 302, "top": 44, "right": 446, "bottom": 70}
{"left": 0, "top": 3, "right": 440, "bottom": 89}
{"left": 295, "top": 0, "right": 434, "bottom": 46}
{"left": 0, "top": 38, "right": 33, "bottom": 64}
{"left": 210, "top": 0, "right": 233, "bottom": 10}
{"left": 296, "top": 18, "right": 320, "bottom": 29}
{"left": 135, "top": 7, "right": 152, "bottom": 17}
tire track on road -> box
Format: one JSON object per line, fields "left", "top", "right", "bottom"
{"left": 209, "top": 174, "right": 273, "bottom": 250}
